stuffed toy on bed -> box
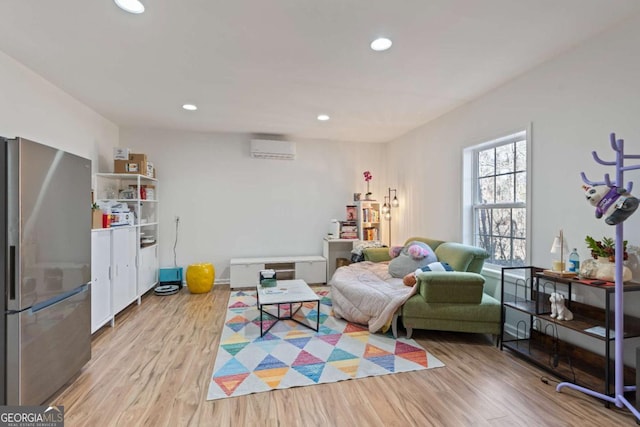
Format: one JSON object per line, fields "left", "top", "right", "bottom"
{"left": 403, "top": 261, "right": 454, "bottom": 286}
{"left": 388, "top": 241, "right": 437, "bottom": 278}
{"left": 583, "top": 184, "right": 639, "bottom": 225}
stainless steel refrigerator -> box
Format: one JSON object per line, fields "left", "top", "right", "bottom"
{"left": 2, "top": 137, "right": 91, "bottom": 405}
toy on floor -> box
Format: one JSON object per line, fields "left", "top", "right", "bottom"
{"left": 583, "top": 184, "right": 639, "bottom": 225}
{"left": 549, "top": 292, "right": 573, "bottom": 321}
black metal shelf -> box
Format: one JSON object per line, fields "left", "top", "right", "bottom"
{"left": 500, "top": 266, "right": 640, "bottom": 398}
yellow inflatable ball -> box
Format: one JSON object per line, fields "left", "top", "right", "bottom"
{"left": 186, "top": 263, "right": 215, "bottom": 294}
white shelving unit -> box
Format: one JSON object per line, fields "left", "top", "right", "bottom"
{"left": 91, "top": 173, "right": 159, "bottom": 332}
{"left": 356, "top": 200, "right": 381, "bottom": 241}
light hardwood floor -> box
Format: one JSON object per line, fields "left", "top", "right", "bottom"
{"left": 51, "top": 284, "right": 637, "bottom": 426}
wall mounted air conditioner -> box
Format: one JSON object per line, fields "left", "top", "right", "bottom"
{"left": 250, "top": 139, "right": 296, "bottom": 160}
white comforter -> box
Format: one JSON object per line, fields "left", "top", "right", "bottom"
{"left": 328, "top": 261, "right": 417, "bottom": 333}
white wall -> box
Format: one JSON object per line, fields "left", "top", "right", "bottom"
{"left": 119, "top": 128, "right": 386, "bottom": 282}
{"left": 388, "top": 14, "right": 640, "bottom": 272}
{"left": 386, "top": 15, "right": 640, "bottom": 364}
{"left": 0, "top": 50, "right": 117, "bottom": 171}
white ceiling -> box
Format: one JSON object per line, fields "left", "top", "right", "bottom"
{"left": 1, "top": 1, "right": 639, "bottom": 143}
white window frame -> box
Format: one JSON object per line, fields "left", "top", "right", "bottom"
{"left": 462, "top": 125, "right": 532, "bottom": 272}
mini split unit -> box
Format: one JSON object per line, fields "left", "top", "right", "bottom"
{"left": 250, "top": 139, "right": 296, "bottom": 160}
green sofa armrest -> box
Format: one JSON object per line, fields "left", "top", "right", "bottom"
{"left": 416, "top": 272, "right": 485, "bottom": 304}
{"left": 434, "top": 242, "right": 489, "bottom": 273}
{"left": 363, "top": 247, "right": 392, "bottom": 262}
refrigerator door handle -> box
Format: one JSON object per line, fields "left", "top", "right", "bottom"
{"left": 31, "top": 284, "right": 89, "bottom": 313}
{"left": 9, "top": 245, "right": 16, "bottom": 300}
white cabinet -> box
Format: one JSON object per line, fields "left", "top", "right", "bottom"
{"left": 91, "top": 226, "right": 138, "bottom": 333}
{"left": 230, "top": 256, "right": 327, "bottom": 288}
{"left": 138, "top": 245, "right": 159, "bottom": 295}
{"left": 91, "top": 230, "right": 112, "bottom": 333}
{"left": 323, "top": 238, "right": 355, "bottom": 280}
{"left": 295, "top": 260, "right": 326, "bottom": 284}
{"left": 112, "top": 227, "right": 138, "bottom": 314}
{"left": 229, "top": 262, "right": 264, "bottom": 287}
{"left": 90, "top": 173, "right": 161, "bottom": 333}
{"left": 93, "top": 173, "right": 160, "bottom": 298}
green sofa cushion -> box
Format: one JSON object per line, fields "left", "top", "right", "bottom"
{"left": 402, "top": 293, "right": 501, "bottom": 323}
{"left": 363, "top": 247, "right": 392, "bottom": 262}
{"left": 416, "top": 271, "right": 485, "bottom": 303}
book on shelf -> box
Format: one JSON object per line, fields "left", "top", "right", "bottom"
{"left": 339, "top": 221, "right": 357, "bottom": 234}
{"left": 361, "top": 208, "right": 379, "bottom": 223}
{"left": 340, "top": 233, "right": 358, "bottom": 239}
{"left": 364, "top": 227, "right": 378, "bottom": 241}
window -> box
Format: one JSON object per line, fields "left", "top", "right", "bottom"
{"left": 463, "top": 129, "right": 530, "bottom": 268}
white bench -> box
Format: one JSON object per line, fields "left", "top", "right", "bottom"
{"left": 229, "top": 256, "right": 327, "bottom": 289}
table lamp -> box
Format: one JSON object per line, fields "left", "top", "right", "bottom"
{"left": 549, "top": 229, "right": 570, "bottom": 274}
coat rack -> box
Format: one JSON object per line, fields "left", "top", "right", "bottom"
{"left": 559, "top": 133, "right": 640, "bottom": 420}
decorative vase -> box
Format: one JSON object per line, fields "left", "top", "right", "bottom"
{"left": 580, "top": 257, "right": 631, "bottom": 282}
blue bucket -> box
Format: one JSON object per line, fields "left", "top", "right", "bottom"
{"left": 159, "top": 267, "right": 183, "bottom": 288}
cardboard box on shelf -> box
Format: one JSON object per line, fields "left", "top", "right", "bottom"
{"left": 114, "top": 159, "right": 144, "bottom": 174}
{"left": 92, "top": 209, "right": 103, "bottom": 229}
{"left": 113, "top": 153, "right": 155, "bottom": 176}
{"left": 146, "top": 161, "right": 154, "bottom": 178}
{"left": 113, "top": 147, "right": 130, "bottom": 160}
{"left": 129, "top": 153, "right": 147, "bottom": 163}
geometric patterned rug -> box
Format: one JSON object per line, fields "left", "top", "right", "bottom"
{"left": 207, "top": 287, "right": 444, "bottom": 400}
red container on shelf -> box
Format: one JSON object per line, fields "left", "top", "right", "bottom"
{"left": 102, "top": 213, "right": 112, "bottom": 228}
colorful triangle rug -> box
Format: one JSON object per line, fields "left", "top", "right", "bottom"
{"left": 207, "top": 287, "right": 444, "bottom": 400}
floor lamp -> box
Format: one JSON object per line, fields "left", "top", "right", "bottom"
{"left": 381, "top": 188, "right": 399, "bottom": 246}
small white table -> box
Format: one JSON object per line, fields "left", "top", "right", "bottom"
{"left": 256, "top": 279, "right": 321, "bottom": 337}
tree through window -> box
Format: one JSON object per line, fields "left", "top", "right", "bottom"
{"left": 468, "top": 130, "right": 529, "bottom": 267}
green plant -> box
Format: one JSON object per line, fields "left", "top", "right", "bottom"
{"left": 91, "top": 202, "right": 99, "bottom": 210}
{"left": 585, "top": 236, "right": 628, "bottom": 261}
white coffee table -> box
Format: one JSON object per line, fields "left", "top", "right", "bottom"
{"left": 256, "top": 279, "right": 321, "bottom": 337}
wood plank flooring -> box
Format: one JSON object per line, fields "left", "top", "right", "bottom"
{"left": 50, "top": 284, "right": 638, "bottom": 426}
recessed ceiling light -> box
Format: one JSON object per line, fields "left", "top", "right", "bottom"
{"left": 317, "top": 114, "right": 330, "bottom": 121}
{"left": 182, "top": 104, "right": 197, "bottom": 111}
{"left": 370, "top": 37, "right": 392, "bottom": 52}
{"left": 114, "top": 0, "right": 145, "bottom": 14}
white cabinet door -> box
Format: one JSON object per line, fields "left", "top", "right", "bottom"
{"left": 295, "top": 260, "right": 327, "bottom": 284}
{"left": 230, "top": 263, "right": 264, "bottom": 288}
{"left": 91, "top": 231, "right": 112, "bottom": 333}
{"left": 138, "top": 245, "right": 158, "bottom": 295}
{"left": 112, "top": 227, "right": 137, "bottom": 314}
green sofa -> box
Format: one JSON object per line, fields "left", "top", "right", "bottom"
{"left": 363, "top": 237, "right": 501, "bottom": 339}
